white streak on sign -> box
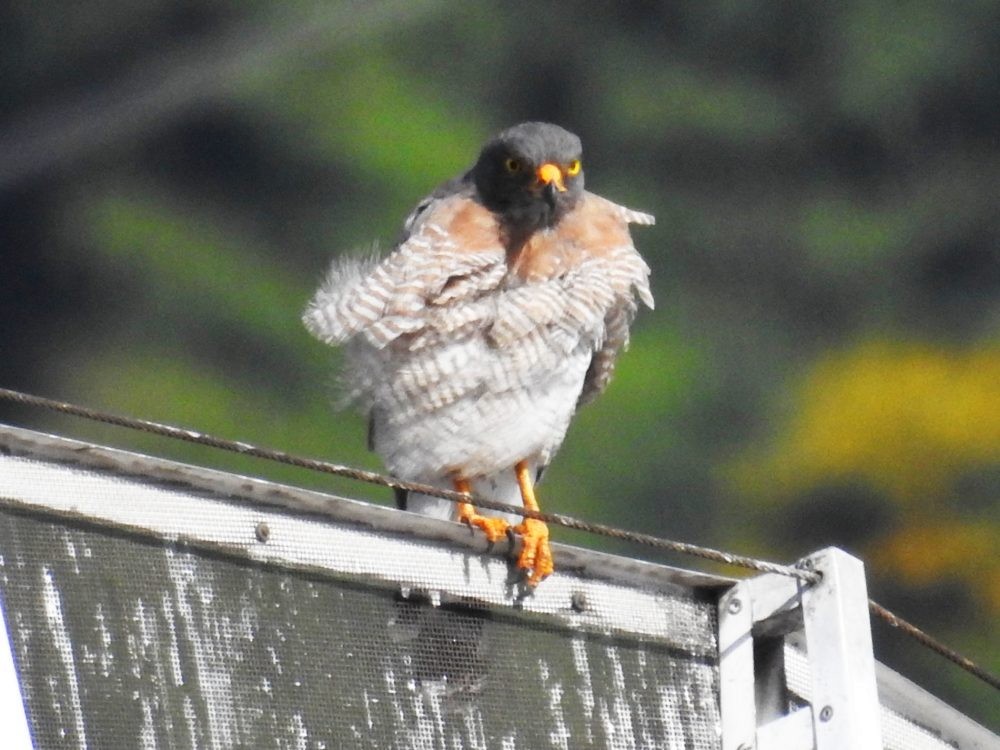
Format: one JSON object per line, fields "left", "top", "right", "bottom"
{"left": 41, "top": 566, "right": 89, "bottom": 749}
{"left": 539, "top": 656, "right": 570, "bottom": 750}
{"left": 598, "top": 645, "right": 637, "bottom": 750}
{"left": 165, "top": 549, "right": 238, "bottom": 749}
{"left": 571, "top": 636, "right": 595, "bottom": 743}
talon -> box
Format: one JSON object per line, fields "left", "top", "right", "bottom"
{"left": 514, "top": 518, "right": 553, "bottom": 586}
{"left": 454, "top": 477, "right": 510, "bottom": 543}
{"left": 513, "top": 461, "right": 555, "bottom": 586}
{"left": 458, "top": 506, "right": 511, "bottom": 543}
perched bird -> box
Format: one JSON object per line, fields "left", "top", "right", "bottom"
{"left": 304, "top": 122, "right": 654, "bottom": 586}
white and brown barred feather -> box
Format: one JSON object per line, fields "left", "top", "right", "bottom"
{"left": 303, "top": 190, "right": 653, "bottom": 472}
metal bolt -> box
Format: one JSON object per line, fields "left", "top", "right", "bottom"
{"left": 819, "top": 705, "right": 833, "bottom": 722}
{"left": 570, "top": 591, "right": 588, "bottom": 612}
{"left": 727, "top": 597, "right": 742, "bottom": 615}
{"left": 255, "top": 522, "right": 270, "bottom": 543}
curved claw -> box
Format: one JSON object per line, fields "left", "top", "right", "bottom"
{"left": 454, "top": 478, "right": 511, "bottom": 543}
{"left": 513, "top": 517, "right": 553, "bottom": 586}
{"left": 456, "top": 502, "right": 511, "bottom": 543}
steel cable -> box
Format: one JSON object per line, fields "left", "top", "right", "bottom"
{"left": 0, "top": 385, "right": 996, "bottom": 692}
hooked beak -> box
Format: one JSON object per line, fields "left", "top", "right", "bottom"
{"left": 536, "top": 162, "right": 567, "bottom": 192}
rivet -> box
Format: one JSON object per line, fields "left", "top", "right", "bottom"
{"left": 727, "top": 597, "right": 742, "bottom": 615}
{"left": 255, "top": 522, "right": 270, "bottom": 543}
{"left": 570, "top": 591, "right": 588, "bottom": 612}
{"left": 819, "top": 705, "right": 833, "bottom": 722}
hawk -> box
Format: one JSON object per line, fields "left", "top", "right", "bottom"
{"left": 304, "top": 122, "right": 654, "bottom": 586}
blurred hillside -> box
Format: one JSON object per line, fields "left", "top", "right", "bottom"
{"left": 1, "top": 0, "right": 997, "bottom": 726}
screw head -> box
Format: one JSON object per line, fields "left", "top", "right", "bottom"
{"left": 255, "top": 521, "right": 270, "bottom": 543}
{"left": 819, "top": 705, "right": 834, "bottom": 722}
{"left": 727, "top": 597, "right": 743, "bottom": 615}
{"left": 570, "top": 591, "right": 588, "bottom": 612}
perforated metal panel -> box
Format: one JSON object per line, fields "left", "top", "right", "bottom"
{"left": 784, "top": 645, "right": 960, "bottom": 750}
{"left": 0, "top": 427, "right": 726, "bottom": 749}
{"left": 783, "top": 643, "right": 998, "bottom": 750}
{"left": 0, "top": 425, "right": 996, "bottom": 750}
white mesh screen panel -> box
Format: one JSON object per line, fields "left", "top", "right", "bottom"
{"left": 0, "top": 432, "right": 723, "bottom": 749}
{"left": 1, "top": 425, "right": 994, "bottom": 749}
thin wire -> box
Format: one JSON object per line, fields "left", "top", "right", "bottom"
{"left": 868, "top": 600, "right": 1000, "bottom": 691}
{"left": 0, "top": 387, "right": 815, "bottom": 581}
{"left": 1, "top": 385, "right": 997, "bottom": 693}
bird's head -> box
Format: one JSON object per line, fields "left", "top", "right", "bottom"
{"left": 472, "top": 122, "right": 584, "bottom": 230}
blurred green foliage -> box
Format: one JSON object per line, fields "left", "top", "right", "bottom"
{"left": 1, "top": 0, "right": 997, "bottom": 726}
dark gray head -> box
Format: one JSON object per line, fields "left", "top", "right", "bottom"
{"left": 472, "top": 122, "right": 584, "bottom": 230}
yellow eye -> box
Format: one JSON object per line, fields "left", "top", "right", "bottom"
{"left": 504, "top": 158, "right": 522, "bottom": 173}
{"left": 567, "top": 159, "right": 582, "bottom": 176}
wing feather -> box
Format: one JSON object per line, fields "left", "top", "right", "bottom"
{"left": 303, "top": 191, "right": 654, "bottom": 420}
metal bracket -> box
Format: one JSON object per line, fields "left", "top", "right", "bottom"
{"left": 718, "top": 547, "right": 882, "bottom": 750}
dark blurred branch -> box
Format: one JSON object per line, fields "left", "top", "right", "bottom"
{"left": 0, "top": 0, "right": 441, "bottom": 192}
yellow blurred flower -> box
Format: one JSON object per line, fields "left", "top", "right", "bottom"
{"left": 727, "top": 339, "right": 1000, "bottom": 612}
{"left": 730, "top": 340, "right": 1000, "bottom": 503}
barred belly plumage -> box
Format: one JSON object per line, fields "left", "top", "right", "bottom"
{"left": 371, "top": 341, "right": 593, "bottom": 482}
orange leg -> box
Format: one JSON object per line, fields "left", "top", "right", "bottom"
{"left": 513, "top": 461, "right": 554, "bottom": 586}
{"left": 454, "top": 477, "right": 511, "bottom": 543}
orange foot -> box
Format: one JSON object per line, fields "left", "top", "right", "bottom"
{"left": 456, "top": 502, "right": 511, "bottom": 542}
{"left": 514, "top": 460, "right": 554, "bottom": 587}
{"left": 513, "top": 517, "right": 553, "bottom": 586}
{"left": 454, "top": 478, "right": 510, "bottom": 542}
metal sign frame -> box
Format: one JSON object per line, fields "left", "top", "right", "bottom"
{"left": 718, "top": 549, "right": 882, "bottom": 749}
{"left": 0, "top": 588, "right": 34, "bottom": 750}
{"left": 0, "top": 424, "right": 996, "bottom": 749}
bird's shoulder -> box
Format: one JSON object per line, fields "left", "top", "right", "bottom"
{"left": 394, "top": 179, "right": 508, "bottom": 264}
{"left": 400, "top": 175, "right": 467, "bottom": 238}
{"left": 509, "top": 191, "right": 655, "bottom": 282}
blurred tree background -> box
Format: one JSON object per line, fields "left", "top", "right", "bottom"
{"left": 1, "top": 0, "right": 997, "bottom": 727}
